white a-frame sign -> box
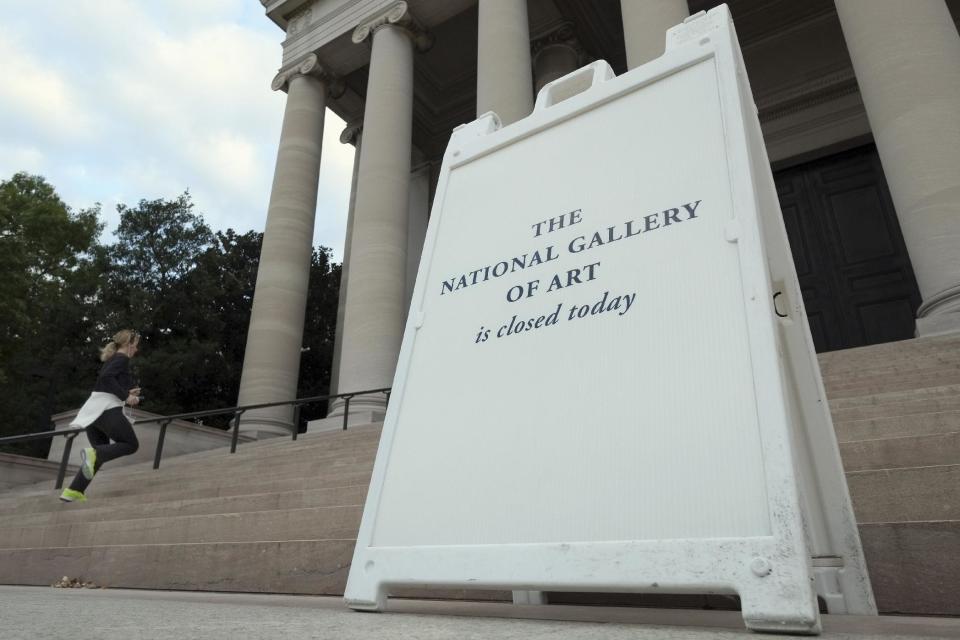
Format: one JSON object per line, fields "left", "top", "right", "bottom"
{"left": 345, "top": 4, "right": 876, "bottom": 634}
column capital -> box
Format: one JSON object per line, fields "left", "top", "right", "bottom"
{"left": 271, "top": 53, "right": 346, "bottom": 97}
{"left": 351, "top": 1, "right": 433, "bottom": 52}
{"left": 340, "top": 121, "right": 364, "bottom": 146}
{"left": 531, "top": 21, "right": 583, "bottom": 59}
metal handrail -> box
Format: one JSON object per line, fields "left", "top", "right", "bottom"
{"left": 0, "top": 387, "right": 391, "bottom": 488}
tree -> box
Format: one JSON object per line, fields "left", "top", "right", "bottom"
{"left": 98, "top": 192, "right": 214, "bottom": 336}
{"left": 0, "top": 173, "right": 104, "bottom": 454}
{"left": 95, "top": 193, "right": 218, "bottom": 417}
{"left": 298, "top": 246, "right": 342, "bottom": 425}
{"left": 2, "top": 178, "right": 343, "bottom": 454}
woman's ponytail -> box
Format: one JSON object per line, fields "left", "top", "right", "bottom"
{"left": 99, "top": 329, "right": 138, "bottom": 362}
{"left": 100, "top": 341, "right": 118, "bottom": 362}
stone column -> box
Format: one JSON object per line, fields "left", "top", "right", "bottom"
{"left": 836, "top": 0, "right": 960, "bottom": 335}
{"left": 476, "top": 0, "right": 534, "bottom": 125}
{"left": 237, "top": 54, "right": 334, "bottom": 437}
{"left": 620, "top": 0, "right": 689, "bottom": 70}
{"left": 333, "top": 3, "right": 430, "bottom": 422}
{"left": 406, "top": 163, "right": 431, "bottom": 307}
{"left": 532, "top": 23, "right": 583, "bottom": 94}
{"left": 329, "top": 123, "right": 363, "bottom": 399}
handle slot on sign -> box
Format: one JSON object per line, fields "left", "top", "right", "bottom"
{"left": 535, "top": 61, "right": 615, "bottom": 111}
{"left": 773, "top": 292, "right": 788, "bottom": 318}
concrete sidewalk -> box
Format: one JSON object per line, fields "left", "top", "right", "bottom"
{"left": 2, "top": 586, "right": 957, "bottom": 640}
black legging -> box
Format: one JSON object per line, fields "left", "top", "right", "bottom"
{"left": 68, "top": 407, "right": 139, "bottom": 493}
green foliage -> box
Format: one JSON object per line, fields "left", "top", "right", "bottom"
{"left": 0, "top": 173, "right": 103, "bottom": 380}
{"left": 298, "top": 247, "right": 342, "bottom": 425}
{"left": 0, "top": 174, "right": 341, "bottom": 454}
{"left": 98, "top": 193, "right": 215, "bottom": 335}
{"left": 0, "top": 173, "right": 104, "bottom": 455}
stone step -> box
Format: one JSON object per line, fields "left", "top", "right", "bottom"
{"left": 0, "top": 504, "right": 363, "bottom": 549}
{"left": 0, "top": 469, "right": 374, "bottom": 515}
{"left": 148, "top": 427, "right": 381, "bottom": 469}
{"left": 820, "top": 349, "right": 960, "bottom": 373}
{"left": 820, "top": 354, "right": 960, "bottom": 378}
{"left": 859, "top": 521, "right": 960, "bottom": 615}
{"left": 833, "top": 409, "right": 960, "bottom": 442}
{"left": 0, "top": 437, "right": 380, "bottom": 504}
{"left": 2, "top": 523, "right": 953, "bottom": 616}
{"left": 824, "top": 369, "right": 960, "bottom": 398}
{"left": 820, "top": 352, "right": 960, "bottom": 377}
{"left": 79, "top": 444, "right": 378, "bottom": 494}
{"left": 831, "top": 396, "right": 960, "bottom": 422}
{"left": 847, "top": 464, "right": 960, "bottom": 523}
{"left": 0, "top": 428, "right": 381, "bottom": 500}
{"left": 827, "top": 384, "right": 960, "bottom": 410}
{"left": 0, "top": 484, "right": 370, "bottom": 529}
{"left": 0, "top": 539, "right": 357, "bottom": 594}
{"left": 90, "top": 451, "right": 376, "bottom": 490}
{"left": 817, "top": 335, "right": 960, "bottom": 368}
{"left": 823, "top": 356, "right": 960, "bottom": 379}
{"left": 85, "top": 460, "right": 376, "bottom": 499}
{"left": 136, "top": 425, "right": 380, "bottom": 469}
{"left": 135, "top": 437, "right": 378, "bottom": 472}
{"left": 839, "top": 432, "right": 960, "bottom": 471}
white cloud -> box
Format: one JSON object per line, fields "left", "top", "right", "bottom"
{"left": 0, "top": 0, "right": 357, "bottom": 261}
{"left": 0, "top": 144, "right": 45, "bottom": 175}
{"left": 0, "top": 30, "right": 100, "bottom": 143}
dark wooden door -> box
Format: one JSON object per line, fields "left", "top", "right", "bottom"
{"left": 775, "top": 144, "right": 921, "bottom": 352}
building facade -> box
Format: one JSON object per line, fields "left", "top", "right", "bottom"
{"left": 239, "top": 0, "right": 960, "bottom": 433}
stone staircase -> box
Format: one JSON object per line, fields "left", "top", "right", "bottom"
{"left": 0, "top": 335, "right": 957, "bottom": 615}
{"left": 0, "top": 425, "right": 378, "bottom": 594}
{"left": 821, "top": 334, "right": 960, "bottom": 616}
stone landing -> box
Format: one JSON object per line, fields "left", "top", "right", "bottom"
{"left": 2, "top": 586, "right": 958, "bottom": 640}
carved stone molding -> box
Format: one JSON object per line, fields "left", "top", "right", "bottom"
{"left": 286, "top": 4, "right": 313, "bottom": 37}
{"left": 351, "top": 1, "right": 433, "bottom": 52}
{"left": 531, "top": 21, "right": 583, "bottom": 60}
{"left": 271, "top": 53, "right": 345, "bottom": 97}
{"left": 340, "top": 121, "right": 364, "bottom": 146}
{"left": 531, "top": 21, "right": 587, "bottom": 90}
{"left": 757, "top": 68, "right": 860, "bottom": 123}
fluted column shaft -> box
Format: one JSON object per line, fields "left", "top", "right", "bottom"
{"left": 836, "top": 0, "right": 960, "bottom": 333}
{"left": 337, "top": 22, "right": 415, "bottom": 410}
{"left": 238, "top": 70, "right": 327, "bottom": 436}
{"left": 477, "top": 0, "right": 534, "bottom": 125}
{"left": 329, "top": 125, "right": 363, "bottom": 398}
{"left": 620, "top": 0, "right": 689, "bottom": 70}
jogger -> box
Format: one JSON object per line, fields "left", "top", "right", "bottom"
{"left": 60, "top": 329, "right": 142, "bottom": 503}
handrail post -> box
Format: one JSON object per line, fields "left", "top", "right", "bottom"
{"left": 55, "top": 433, "right": 77, "bottom": 490}
{"left": 342, "top": 395, "right": 351, "bottom": 431}
{"left": 292, "top": 404, "right": 301, "bottom": 441}
{"left": 231, "top": 410, "right": 246, "bottom": 453}
{"left": 153, "top": 420, "right": 171, "bottom": 469}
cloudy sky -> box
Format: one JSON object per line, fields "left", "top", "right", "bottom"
{"left": 0, "top": 0, "right": 355, "bottom": 260}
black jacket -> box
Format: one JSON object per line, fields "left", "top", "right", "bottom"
{"left": 93, "top": 353, "right": 136, "bottom": 401}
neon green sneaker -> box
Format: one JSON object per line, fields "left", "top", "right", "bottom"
{"left": 59, "top": 488, "right": 87, "bottom": 503}
{"left": 80, "top": 447, "right": 97, "bottom": 480}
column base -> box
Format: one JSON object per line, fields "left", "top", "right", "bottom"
{"left": 307, "top": 409, "right": 385, "bottom": 433}
{"left": 237, "top": 410, "right": 295, "bottom": 440}
{"left": 916, "top": 311, "right": 960, "bottom": 338}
